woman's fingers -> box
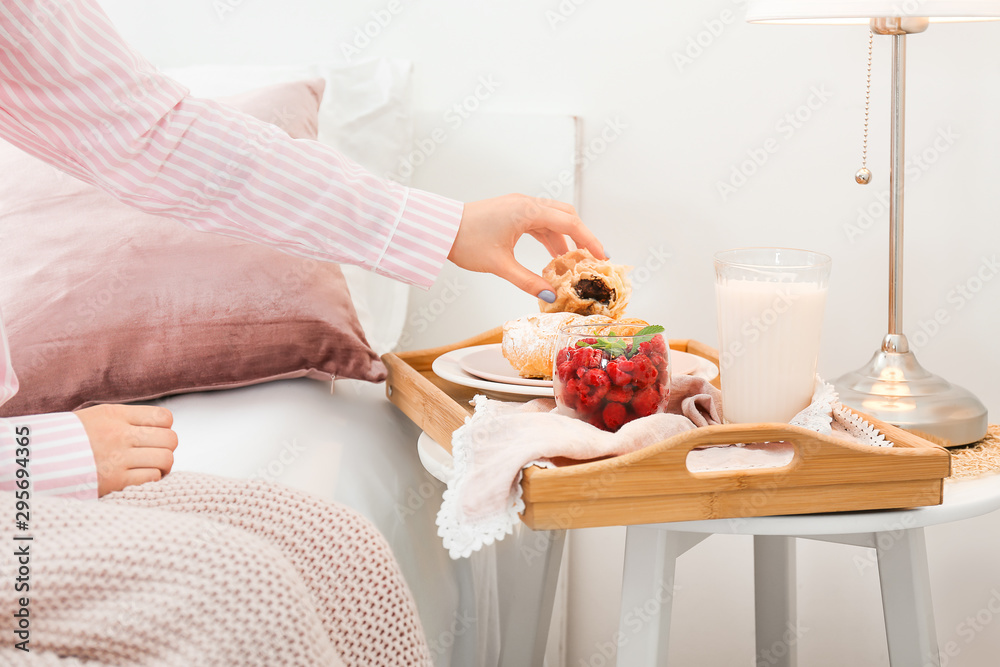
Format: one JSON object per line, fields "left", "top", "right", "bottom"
{"left": 491, "top": 255, "right": 554, "bottom": 300}
{"left": 121, "top": 405, "right": 174, "bottom": 428}
{"left": 132, "top": 425, "right": 179, "bottom": 451}
{"left": 126, "top": 445, "right": 174, "bottom": 476}
{"left": 449, "top": 194, "right": 607, "bottom": 296}
{"left": 525, "top": 204, "right": 606, "bottom": 260}
{"left": 528, "top": 228, "right": 570, "bottom": 258}
{"left": 122, "top": 468, "right": 163, "bottom": 488}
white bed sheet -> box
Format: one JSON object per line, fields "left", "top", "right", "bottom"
{"left": 154, "top": 377, "right": 482, "bottom": 666}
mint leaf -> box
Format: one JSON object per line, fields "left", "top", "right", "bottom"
{"left": 571, "top": 325, "right": 664, "bottom": 359}
{"left": 628, "top": 324, "right": 665, "bottom": 357}
{"left": 635, "top": 325, "right": 665, "bottom": 337}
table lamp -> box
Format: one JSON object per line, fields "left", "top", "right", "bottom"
{"left": 745, "top": 0, "right": 1000, "bottom": 446}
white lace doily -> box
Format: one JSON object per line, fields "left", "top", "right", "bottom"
{"left": 791, "top": 377, "right": 891, "bottom": 448}
{"left": 436, "top": 395, "right": 556, "bottom": 560}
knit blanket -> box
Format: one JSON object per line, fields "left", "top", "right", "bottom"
{"left": 0, "top": 472, "right": 432, "bottom": 666}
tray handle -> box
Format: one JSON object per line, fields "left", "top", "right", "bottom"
{"left": 523, "top": 419, "right": 949, "bottom": 502}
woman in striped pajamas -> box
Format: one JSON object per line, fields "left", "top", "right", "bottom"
{"left": 0, "top": 0, "right": 606, "bottom": 664}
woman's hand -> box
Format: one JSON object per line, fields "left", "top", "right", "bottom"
{"left": 74, "top": 404, "right": 178, "bottom": 497}
{"left": 449, "top": 194, "right": 607, "bottom": 300}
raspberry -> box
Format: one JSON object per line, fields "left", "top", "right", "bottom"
{"left": 602, "top": 402, "right": 627, "bottom": 431}
{"left": 582, "top": 369, "right": 610, "bottom": 400}
{"left": 631, "top": 354, "right": 658, "bottom": 388}
{"left": 557, "top": 361, "right": 575, "bottom": 383}
{"left": 562, "top": 379, "right": 581, "bottom": 409}
{"left": 555, "top": 347, "right": 573, "bottom": 367}
{"left": 650, "top": 334, "right": 667, "bottom": 354}
{"left": 649, "top": 352, "right": 666, "bottom": 371}
{"left": 578, "top": 390, "right": 604, "bottom": 413}
{"left": 605, "top": 386, "right": 634, "bottom": 403}
{"left": 573, "top": 347, "right": 605, "bottom": 370}
{"left": 631, "top": 385, "right": 662, "bottom": 418}
{"left": 607, "top": 359, "right": 634, "bottom": 386}
{"left": 639, "top": 341, "right": 654, "bottom": 356}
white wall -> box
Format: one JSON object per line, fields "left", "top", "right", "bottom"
{"left": 100, "top": 1, "right": 1000, "bottom": 665}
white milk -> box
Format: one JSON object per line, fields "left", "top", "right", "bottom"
{"left": 715, "top": 279, "right": 828, "bottom": 424}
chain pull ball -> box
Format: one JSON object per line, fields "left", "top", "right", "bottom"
{"left": 856, "top": 29, "right": 874, "bottom": 185}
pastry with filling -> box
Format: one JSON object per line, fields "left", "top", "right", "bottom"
{"left": 501, "top": 313, "right": 612, "bottom": 379}
{"left": 538, "top": 249, "right": 632, "bottom": 318}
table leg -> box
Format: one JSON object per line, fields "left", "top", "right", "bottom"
{"left": 754, "top": 535, "right": 798, "bottom": 667}
{"left": 497, "top": 527, "right": 567, "bottom": 667}
{"left": 876, "top": 527, "right": 940, "bottom": 667}
{"left": 617, "top": 526, "right": 707, "bottom": 667}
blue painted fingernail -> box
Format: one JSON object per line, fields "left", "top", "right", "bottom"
{"left": 538, "top": 290, "right": 556, "bottom": 303}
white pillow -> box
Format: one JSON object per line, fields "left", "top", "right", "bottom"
{"left": 162, "top": 60, "right": 413, "bottom": 354}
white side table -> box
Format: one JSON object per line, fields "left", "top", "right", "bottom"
{"left": 418, "top": 432, "right": 566, "bottom": 667}
{"left": 617, "top": 473, "right": 1000, "bottom": 667}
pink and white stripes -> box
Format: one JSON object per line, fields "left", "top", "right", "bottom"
{"left": 0, "top": 311, "right": 16, "bottom": 408}
{"left": 0, "top": 412, "right": 97, "bottom": 500}
{"left": 0, "top": 0, "right": 464, "bottom": 499}
{"left": 0, "top": 0, "right": 462, "bottom": 286}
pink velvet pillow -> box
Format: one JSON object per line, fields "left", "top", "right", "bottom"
{"left": 0, "top": 78, "right": 386, "bottom": 417}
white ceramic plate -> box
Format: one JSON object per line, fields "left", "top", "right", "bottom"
{"left": 433, "top": 345, "right": 719, "bottom": 399}
{"left": 458, "top": 343, "right": 553, "bottom": 387}
{"left": 432, "top": 346, "right": 554, "bottom": 399}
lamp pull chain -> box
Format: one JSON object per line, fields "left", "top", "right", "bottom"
{"left": 856, "top": 30, "right": 874, "bottom": 185}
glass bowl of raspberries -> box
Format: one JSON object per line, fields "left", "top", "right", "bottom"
{"left": 552, "top": 323, "right": 670, "bottom": 432}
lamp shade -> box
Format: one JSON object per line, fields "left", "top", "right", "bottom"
{"left": 746, "top": 0, "right": 1000, "bottom": 23}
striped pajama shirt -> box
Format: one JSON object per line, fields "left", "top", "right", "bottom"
{"left": 0, "top": 0, "right": 463, "bottom": 499}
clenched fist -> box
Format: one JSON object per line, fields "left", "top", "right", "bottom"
{"left": 74, "top": 404, "right": 178, "bottom": 497}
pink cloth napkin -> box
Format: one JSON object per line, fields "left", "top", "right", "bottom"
{"left": 436, "top": 375, "right": 722, "bottom": 559}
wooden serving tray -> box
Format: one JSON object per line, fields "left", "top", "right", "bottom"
{"left": 383, "top": 328, "right": 951, "bottom": 530}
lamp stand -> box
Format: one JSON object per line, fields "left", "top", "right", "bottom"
{"left": 834, "top": 17, "right": 988, "bottom": 446}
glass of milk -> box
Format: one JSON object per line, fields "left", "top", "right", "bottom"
{"left": 714, "top": 248, "right": 832, "bottom": 424}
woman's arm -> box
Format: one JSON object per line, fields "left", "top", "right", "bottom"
{"left": 0, "top": 0, "right": 463, "bottom": 287}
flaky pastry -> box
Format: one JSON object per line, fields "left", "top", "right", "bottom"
{"left": 537, "top": 249, "right": 632, "bottom": 319}
{"left": 502, "top": 313, "right": 612, "bottom": 379}
{"left": 501, "top": 314, "right": 650, "bottom": 379}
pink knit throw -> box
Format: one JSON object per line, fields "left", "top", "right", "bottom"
{"left": 0, "top": 473, "right": 432, "bottom": 666}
